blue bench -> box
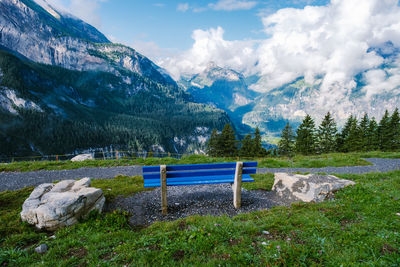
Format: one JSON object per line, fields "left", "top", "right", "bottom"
{"left": 143, "top": 161, "right": 257, "bottom": 214}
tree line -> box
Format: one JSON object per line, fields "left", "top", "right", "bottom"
{"left": 278, "top": 109, "right": 400, "bottom": 155}
{"left": 207, "top": 124, "right": 269, "bottom": 157}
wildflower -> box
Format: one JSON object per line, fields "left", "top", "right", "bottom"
{"left": 261, "top": 242, "right": 267, "bottom": 245}
{"left": 276, "top": 245, "right": 281, "bottom": 250}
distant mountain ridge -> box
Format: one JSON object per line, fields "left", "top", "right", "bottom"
{"left": 180, "top": 63, "right": 259, "bottom": 136}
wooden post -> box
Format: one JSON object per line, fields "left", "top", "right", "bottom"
{"left": 233, "top": 162, "right": 243, "bottom": 209}
{"left": 56, "top": 155, "right": 58, "bottom": 162}
{"left": 160, "top": 165, "right": 168, "bottom": 215}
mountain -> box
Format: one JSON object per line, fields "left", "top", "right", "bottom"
{"left": 0, "top": 0, "right": 229, "bottom": 157}
{"left": 244, "top": 53, "right": 400, "bottom": 137}
{"left": 184, "top": 41, "right": 400, "bottom": 139}
{"left": 180, "top": 63, "right": 259, "bottom": 136}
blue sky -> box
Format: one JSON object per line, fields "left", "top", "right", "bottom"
{"left": 46, "top": 0, "right": 329, "bottom": 53}
{"left": 98, "top": 0, "right": 328, "bottom": 50}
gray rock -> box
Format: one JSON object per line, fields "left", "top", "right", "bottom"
{"left": 35, "top": 244, "right": 48, "bottom": 254}
{"left": 20, "top": 178, "right": 105, "bottom": 231}
{"left": 272, "top": 173, "right": 356, "bottom": 202}
{"left": 71, "top": 154, "right": 94, "bottom": 162}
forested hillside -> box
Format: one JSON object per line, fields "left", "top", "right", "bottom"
{"left": 0, "top": 50, "right": 229, "bottom": 156}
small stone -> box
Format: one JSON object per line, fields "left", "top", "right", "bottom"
{"left": 396, "top": 213, "right": 400, "bottom": 216}
{"left": 262, "top": 230, "right": 270, "bottom": 235}
{"left": 35, "top": 244, "right": 48, "bottom": 254}
{"left": 175, "top": 203, "right": 180, "bottom": 206}
{"left": 71, "top": 154, "right": 93, "bottom": 162}
{"left": 50, "top": 235, "right": 56, "bottom": 239}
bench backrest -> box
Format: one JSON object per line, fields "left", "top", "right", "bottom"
{"left": 143, "top": 161, "right": 257, "bottom": 187}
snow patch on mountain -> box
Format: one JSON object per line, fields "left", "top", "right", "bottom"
{"left": 34, "top": 0, "right": 61, "bottom": 19}
{"left": 233, "top": 93, "right": 251, "bottom": 106}
{"left": 0, "top": 88, "right": 43, "bottom": 114}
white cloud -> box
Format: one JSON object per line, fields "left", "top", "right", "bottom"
{"left": 157, "top": 27, "right": 259, "bottom": 80}
{"left": 209, "top": 0, "right": 258, "bottom": 11}
{"left": 160, "top": 0, "right": 400, "bottom": 105}
{"left": 177, "top": 3, "right": 189, "bottom": 12}
{"left": 36, "top": 0, "right": 106, "bottom": 28}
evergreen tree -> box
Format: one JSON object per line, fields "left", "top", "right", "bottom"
{"left": 358, "top": 113, "right": 370, "bottom": 151}
{"left": 206, "top": 129, "right": 220, "bottom": 157}
{"left": 295, "top": 115, "right": 317, "bottom": 155}
{"left": 378, "top": 110, "right": 391, "bottom": 151}
{"left": 317, "top": 112, "right": 337, "bottom": 153}
{"left": 337, "top": 115, "right": 358, "bottom": 152}
{"left": 253, "top": 127, "right": 266, "bottom": 157}
{"left": 366, "top": 117, "right": 379, "bottom": 151}
{"left": 389, "top": 108, "right": 400, "bottom": 150}
{"left": 219, "top": 124, "right": 238, "bottom": 156}
{"left": 240, "top": 134, "right": 254, "bottom": 157}
{"left": 278, "top": 122, "right": 295, "bottom": 156}
{"left": 345, "top": 116, "right": 362, "bottom": 152}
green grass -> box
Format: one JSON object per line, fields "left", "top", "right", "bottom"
{"left": 1, "top": 171, "right": 400, "bottom": 265}
{"left": 242, "top": 173, "right": 275, "bottom": 191}
{"left": 258, "top": 153, "right": 373, "bottom": 168}
{"left": 3, "top": 151, "right": 399, "bottom": 173}
{"left": 92, "top": 175, "right": 153, "bottom": 201}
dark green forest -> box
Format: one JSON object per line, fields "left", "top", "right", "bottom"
{"left": 0, "top": 49, "right": 229, "bottom": 157}
{"left": 278, "top": 110, "right": 400, "bottom": 155}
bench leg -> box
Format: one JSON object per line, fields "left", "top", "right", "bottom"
{"left": 161, "top": 165, "right": 168, "bottom": 215}
{"left": 233, "top": 162, "right": 243, "bottom": 209}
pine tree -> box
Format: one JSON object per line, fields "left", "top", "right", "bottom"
{"left": 359, "top": 113, "right": 370, "bottom": 151}
{"left": 240, "top": 134, "right": 254, "bottom": 157}
{"left": 219, "top": 124, "right": 238, "bottom": 156}
{"left": 295, "top": 114, "right": 317, "bottom": 155}
{"left": 345, "top": 116, "right": 362, "bottom": 152}
{"left": 316, "top": 112, "right": 337, "bottom": 153}
{"left": 206, "top": 129, "right": 220, "bottom": 157}
{"left": 366, "top": 117, "right": 379, "bottom": 151}
{"left": 378, "top": 110, "right": 391, "bottom": 151}
{"left": 337, "top": 115, "right": 357, "bottom": 152}
{"left": 278, "top": 122, "right": 295, "bottom": 156}
{"left": 253, "top": 127, "right": 266, "bottom": 156}
{"left": 389, "top": 108, "right": 400, "bottom": 150}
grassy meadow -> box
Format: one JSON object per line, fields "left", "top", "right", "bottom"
{"left": 1, "top": 170, "right": 399, "bottom": 266}
{"left": 2, "top": 151, "right": 400, "bottom": 173}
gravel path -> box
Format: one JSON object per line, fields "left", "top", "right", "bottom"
{"left": 1, "top": 158, "right": 399, "bottom": 192}
{"left": 257, "top": 158, "right": 400, "bottom": 174}
{"left": 0, "top": 166, "right": 142, "bottom": 192}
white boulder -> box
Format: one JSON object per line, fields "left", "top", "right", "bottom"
{"left": 71, "top": 153, "right": 93, "bottom": 162}
{"left": 20, "top": 178, "right": 105, "bottom": 231}
{"left": 272, "top": 173, "right": 355, "bottom": 202}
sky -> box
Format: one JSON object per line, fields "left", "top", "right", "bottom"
{"left": 41, "top": 0, "right": 329, "bottom": 61}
